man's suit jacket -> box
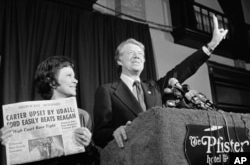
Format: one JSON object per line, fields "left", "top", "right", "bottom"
{"left": 93, "top": 49, "right": 209, "bottom": 148}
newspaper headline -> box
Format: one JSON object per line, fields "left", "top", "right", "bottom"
{"left": 2, "top": 97, "right": 84, "bottom": 165}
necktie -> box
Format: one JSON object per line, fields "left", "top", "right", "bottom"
{"left": 133, "top": 81, "right": 146, "bottom": 111}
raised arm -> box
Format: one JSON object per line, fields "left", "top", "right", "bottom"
{"left": 157, "top": 15, "right": 228, "bottom": 92}
{"left": 207, "top": 15, "right": 228, "bottom": 50}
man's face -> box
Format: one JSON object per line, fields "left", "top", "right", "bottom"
{"left": 118, "top": 43, "right": 145, "bottom": 75}
{"left": 54, "top": 66, "right": 78, "bottom": 98}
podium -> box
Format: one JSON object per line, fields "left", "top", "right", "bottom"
{"left": 100, "top": 107, "right": 250, "bottom": 165}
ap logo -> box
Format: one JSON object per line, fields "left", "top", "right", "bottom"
{"left": 234, "top": 157, "right": 247, "bottom": 164}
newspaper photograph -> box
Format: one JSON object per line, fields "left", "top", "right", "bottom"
{"left": 2, "top": 97, "right": 84, "bottom": 165}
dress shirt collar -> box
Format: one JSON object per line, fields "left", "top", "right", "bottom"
{"left": 120, "top": 73, "right": 141, "bottom": 92}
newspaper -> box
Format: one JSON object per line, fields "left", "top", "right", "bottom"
{"left": 2, "top": 97, "right": 85, "bottom": 165}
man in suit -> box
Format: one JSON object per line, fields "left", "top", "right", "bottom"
{"left": 93, "top": 15, "right": 228, "bottom": 148}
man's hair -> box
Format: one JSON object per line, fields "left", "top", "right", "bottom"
{"left": 114, "top": 38, "right": 145, "bottom": 63}
{"left": 34, "top": 56, "right": 74, "bottom": 99}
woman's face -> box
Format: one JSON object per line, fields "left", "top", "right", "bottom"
{"left": 53, "top": 66, "right": 78, "bottom": 99}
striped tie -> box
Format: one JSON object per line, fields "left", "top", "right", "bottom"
{"left": 133, "top": 81, "right": 146, "bottom": 111}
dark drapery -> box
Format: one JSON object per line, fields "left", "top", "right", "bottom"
{"left": 0, "top": 0, "right": 156, "bottom": 164}
{"left": 0, "top": 0, "right": 156, "bottom": 115}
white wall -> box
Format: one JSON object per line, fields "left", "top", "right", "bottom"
{"left": 195, "top": 0, "right": 223, "bottom": 12}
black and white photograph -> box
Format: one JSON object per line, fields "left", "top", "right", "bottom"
{"left": 1, "top": 0, "right": 250, "bottom": 164}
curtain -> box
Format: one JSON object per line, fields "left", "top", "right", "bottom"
{"left": 0, "top": 0, "right": 156, "bottom": 158}
{"left": 0, "top": 0, "right": 156, "bottom": 114}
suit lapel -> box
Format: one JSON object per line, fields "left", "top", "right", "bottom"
{"left": 141, "top": 82, "right": 156, "bottom": 109}
{"left": 113, "top": 80, "right": 143, "bottom": 115}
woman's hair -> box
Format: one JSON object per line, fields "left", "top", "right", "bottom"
{"left": 34, "top": 56, "right": 74, "bottom": 99}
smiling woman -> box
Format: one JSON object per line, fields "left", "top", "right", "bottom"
{"left": 34, "top": 56, "right": 77, "bottom": 100}
{"left": 0, "top": 56, "right": 99, "bottom": 165}
{"left": 51, "top": 66, "right": 78, "bottom": 99}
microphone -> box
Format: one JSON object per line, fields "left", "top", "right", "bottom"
{"left": 186, "top": 91, "right": 217, "bottom": 110}
{"left": 168, "top": 78, "right": 191, "bottom": 97}
{"left": 168, "top": 78, "right": 185, "bottom": 95}
{"left": 184, "top": 91, "right": 202, "bottom": 108}
{"left": 168, "top": 78, "right": 198, "bottom": 106}
{"left": 195, "top": 92, "right": 217, "bottom": 109}
{"left": 164, "top": 87, "right": 173, "bottom": 94}
{"left": 168, "top": 78, "right": 215, "bottom": 110}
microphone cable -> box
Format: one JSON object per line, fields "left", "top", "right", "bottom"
{"left": 230, "top": 114, "right": 241, "bottom": 152}
{"left": 218, "top": 110, "right": 234, "bottom": 153}
{"left": 206, "top": 111, "right": 216, "bottom": 165}
{"left": 214, "top": 109, "right": 226, "bottom": 165}
{"left": 240, "top": 115, "right": 249, "bottom": 140}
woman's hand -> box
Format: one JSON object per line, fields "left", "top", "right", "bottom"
{"left": 0, "top": 126, "right": 13, "bottom": 146}
{"left": 74, "top": 127, "right": 92, "bottom": 147}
